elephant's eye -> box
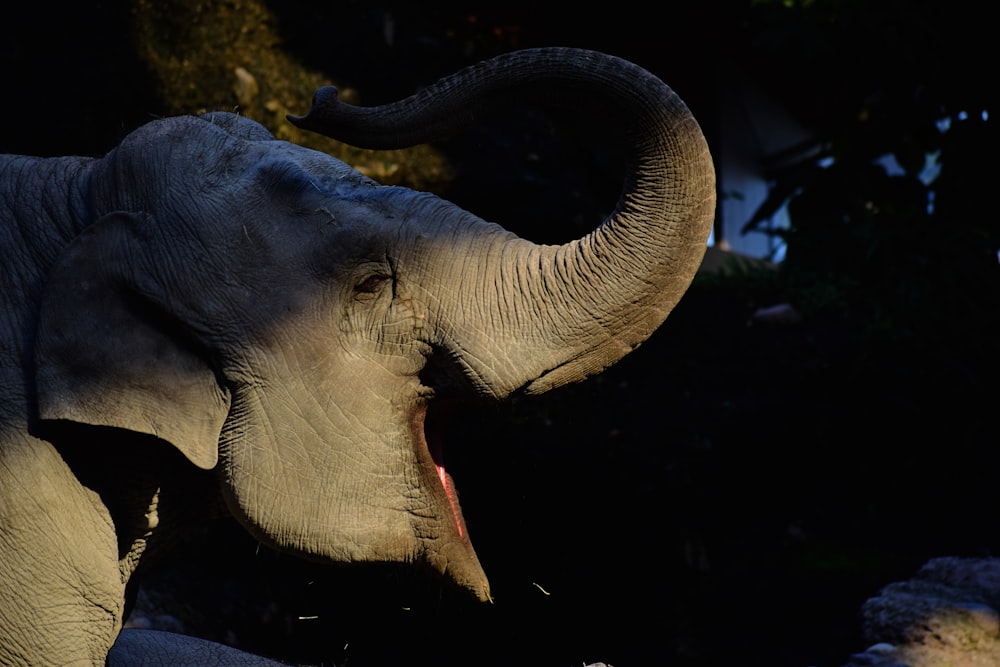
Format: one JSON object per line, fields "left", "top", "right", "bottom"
{"left": 355, "top": 274, "right": 391, "bottom": 294}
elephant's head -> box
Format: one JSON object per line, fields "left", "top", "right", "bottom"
{"left": 32, "top": 48, "right": 714, "bottom": 601}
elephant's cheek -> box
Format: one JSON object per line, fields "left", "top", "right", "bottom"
{"left": 216, "top": 407, "right": 420, "bottom": 565}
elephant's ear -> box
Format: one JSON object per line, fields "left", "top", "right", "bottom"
{"left": 34, "top": 212, "right": 230, "bottom": 470}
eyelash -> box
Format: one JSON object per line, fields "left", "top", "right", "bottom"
{"left": 355, "top": 274, "right": 391, "bottom": 294}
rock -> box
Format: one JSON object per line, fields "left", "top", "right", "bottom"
{"left": 233, "top": 66, "right": 259, "bottom": 108}
{"left": 841, "top": 557, "right": 1000, "bottom": 667}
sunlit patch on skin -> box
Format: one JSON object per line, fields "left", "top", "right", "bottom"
{"left": 435, "top": 460, "right": 464, "bottom": 538}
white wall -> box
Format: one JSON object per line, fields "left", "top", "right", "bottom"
{"left": 715, "top": 68, "right": 814, "bottom": 261}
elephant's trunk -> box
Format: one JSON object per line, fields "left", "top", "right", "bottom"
{"left": 290, "top": 47, "right": 715, "bottom": 397}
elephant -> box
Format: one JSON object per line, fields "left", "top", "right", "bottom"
{"left": 0, "top": 47, "right": 715, "bottom": 664}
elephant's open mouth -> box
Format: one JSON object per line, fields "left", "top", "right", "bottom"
{"left": 420, "top": 399, "right": 466, "bottom": 539}
{"left": 410, "top": 397, "right": 491, "bottom": 600}
{"left": 411, "top": 398, "right": 493, "bottom": 601}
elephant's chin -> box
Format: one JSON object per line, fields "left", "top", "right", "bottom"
{"left": 415, "top": 399, "right": 492, "bottom": 602}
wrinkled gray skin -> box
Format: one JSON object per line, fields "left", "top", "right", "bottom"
{"left": 0, "top": 48, "right": 714, "bottom": 664}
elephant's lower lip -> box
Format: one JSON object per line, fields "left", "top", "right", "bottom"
{"left": 415, "top": 398, "right": 491, "bottom": 601}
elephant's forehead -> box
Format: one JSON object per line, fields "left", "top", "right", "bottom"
{"left": 238, "top": 144, "right": 473, "bottom": 234}
{"left": 241, "top": 141, "right": 375, "bottom": 191}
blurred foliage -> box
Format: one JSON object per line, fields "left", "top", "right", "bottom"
{"left": 741, "top": 0, "right": 999, "bottom": 353}
{"left": 130, "top": 0, "right": 453, "bottom": 190}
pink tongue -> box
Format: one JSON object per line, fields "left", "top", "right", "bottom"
{"left": 426, "top": 401, "right": 465, "bottom": 538}
{"left": 436, "top": 464, "right": 464, "bottom": 538}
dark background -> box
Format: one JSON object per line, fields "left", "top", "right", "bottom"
{"left": 2, "top": 2, "right": 997, "bottom": 666}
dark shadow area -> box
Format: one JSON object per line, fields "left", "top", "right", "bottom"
{"left": 0, "top": 1, "right": 158, "bottom": 156}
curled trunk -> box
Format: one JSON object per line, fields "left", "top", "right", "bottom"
{"left": 290, "top": 47, "right": 716, "bottom": 396}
